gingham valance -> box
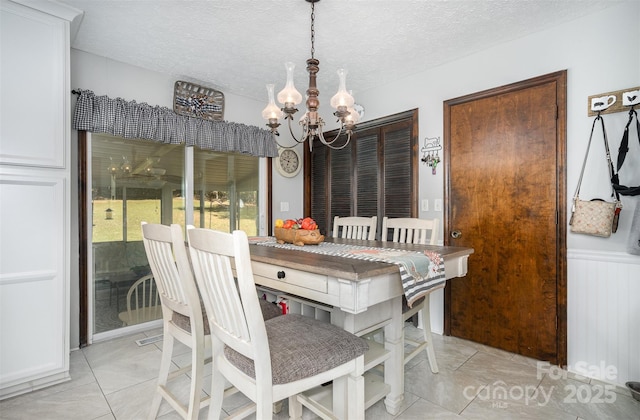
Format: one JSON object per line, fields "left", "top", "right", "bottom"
{"left": 72, "top": 89, "right": 279, "bottom": 158}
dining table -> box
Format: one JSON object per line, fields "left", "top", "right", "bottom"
{"left": 248, "top": 236, "right": 474, "bottom": 416}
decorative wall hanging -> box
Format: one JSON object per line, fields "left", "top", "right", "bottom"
{"left": 421, "top": 136, "right": 442, "bottom": 175}
{"left": 173, "top": 81, "right": 225, "bottom": 121}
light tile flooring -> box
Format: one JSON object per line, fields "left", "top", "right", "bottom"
{"left": 1, "top": 325, "right": 638, "bottom": 419}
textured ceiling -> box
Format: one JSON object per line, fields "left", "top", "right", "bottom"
{"left": 60, "top": 0, "right": 620, "bottom": 104}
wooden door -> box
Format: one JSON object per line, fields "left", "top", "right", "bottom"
{"left": 444, "top": 71, "right": 567, "bottom": 365}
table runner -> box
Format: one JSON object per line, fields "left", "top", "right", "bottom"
{"left": 251, "top": 238, "right": 445, "bottom": 308}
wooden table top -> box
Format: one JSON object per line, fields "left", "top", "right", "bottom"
{"left": 249, "top": 237, "right": 474, "bottom": 281}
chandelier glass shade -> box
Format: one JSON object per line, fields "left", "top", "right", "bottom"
{"left": 262, "top": 0, "right": 358, "bottom": 151}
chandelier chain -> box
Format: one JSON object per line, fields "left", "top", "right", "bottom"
{"left": 310, "top": 1, "right": 315, "bottom": 59}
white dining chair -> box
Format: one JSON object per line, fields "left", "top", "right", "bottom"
{"left": 381, "top": 217, "right": 442, "bottom": 373}
{"left": 141, "top": 222, "right": 211, "bottom": 419}
{"left": 187, "top": 227, "right": 368, "bottom": 420}
{"left": 142, "top": 223, "right": 282, "bottom": 419}
{"left": 332, "top": 215, "right": 378, "bottom": 240}
{"left": 117, "top": 274, "right": 161, "bottom": 326}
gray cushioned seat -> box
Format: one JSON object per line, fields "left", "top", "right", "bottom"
{"left": 224, "top": 314, "right": 368, "bottom": 385}
{"left": 173, "top": 299, "right": 281, "bottom": 334}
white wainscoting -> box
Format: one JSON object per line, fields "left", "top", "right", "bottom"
{"left": 567, "top": 249, "right": 640, "bottom": 386}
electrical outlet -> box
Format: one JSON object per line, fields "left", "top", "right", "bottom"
{"left": 280, "top": 202, "right": 289, "bottom": 212}
{"left": 421, "top": 199, "right": 429, "bottom": 211}
{"left": 434, "top": 199, "right": 442, "bottom": 212}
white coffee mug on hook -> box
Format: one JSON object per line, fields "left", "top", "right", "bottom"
{"left": 591, "top": 95, "right": 616, "bottom": 112}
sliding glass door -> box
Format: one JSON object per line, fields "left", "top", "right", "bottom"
{"left": 89, "top": 133, "right": 261, "bottom": 338}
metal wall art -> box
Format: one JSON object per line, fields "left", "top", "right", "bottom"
{"left": 421, "top": 136, "right": 442, "bottom": 175}
{"left": 173, "top": 81, "right": 224, "bottom": 121}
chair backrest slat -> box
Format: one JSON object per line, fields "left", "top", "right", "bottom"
{"left": 332, "top": 216, "right": 378, "bottom": 240}
{"left": 141, "top": 222, "right": 203, "bottom": 322}
{"left": 187, "top": 227, "right": 266, "bottom": 360}
{"left": 145, "top": 238, "right": 184, "bottom": 304}
{"left": 381, "top": 217, "right": 438, "bottom": 245}
{"left": 191, "top": 247, "right": 241, "bottom": 336}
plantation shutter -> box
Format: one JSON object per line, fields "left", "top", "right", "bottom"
{"left": 330, "top": 141, "right": 352, "bottom": 225}
{"left": 356, "top": 131, "right": 379, "bottom": 218}
{"left": 383, "top": 120, "right": 414, "bottom": 218}
{"left": 307, "top": 109, "right": 418, "bottom": 238}
{"left": 310, "top": 147, "right": 328, "bottom": 234}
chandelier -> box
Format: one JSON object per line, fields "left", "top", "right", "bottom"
{"left": 261, "top": 0, "right": 359, "bottom": 151}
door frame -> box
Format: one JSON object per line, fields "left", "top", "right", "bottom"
{"left": 442, "top": 71, "right": 567, "bottom": 366}
{"left": 78, "top": 130, "right": 89, "bottom": 347}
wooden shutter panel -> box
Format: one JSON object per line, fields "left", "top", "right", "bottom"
{"left": 356, "top": 131, "right": 379, "bottom": 217}
{"left": 311, "top": 146, "right": 328, "bottom": 234}
{"left": 383, "top": 121, "right": 413, "bottom": 218}
{"left": 330, "top": 141, "right": 352, "bottom": 222}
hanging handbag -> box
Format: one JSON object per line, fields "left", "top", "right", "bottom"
{"left": 612, "top": 107, "right": 640, "bottom": 196}
{"left": 627, "top": 199, "right": 640, "bottom": 255}
{"left": 570, "top": 114, "right": 621, "bottom": 237}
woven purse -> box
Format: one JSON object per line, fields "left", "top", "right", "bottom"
{"left": 570, "top": 114, "right": 621, "bottom": 237}
{"left": 570, "top": 199, "right": 617, "bottom": 237}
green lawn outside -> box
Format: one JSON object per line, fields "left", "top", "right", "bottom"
{"left": 93, "top": 198, "right": 257, "bottom": 242}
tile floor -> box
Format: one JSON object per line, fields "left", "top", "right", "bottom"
{"left": 1, "top": 324, "right": 638, "bottom": 419}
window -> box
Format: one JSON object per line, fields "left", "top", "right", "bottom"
{"left": 192, "top": 148, "right": 260, "bottom": 235}
{"left": 306, "top": 109, "right": 419, "bottom": 237}
{"left": 91, "top": 137, "right": 185, "bottom": 243}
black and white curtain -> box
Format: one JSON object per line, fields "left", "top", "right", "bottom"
{"left": 72, "top": 89, "right": 279, "bottom": 158}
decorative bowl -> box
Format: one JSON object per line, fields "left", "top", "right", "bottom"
{"left": 274, "top": 227, "right": 324, "bottom": 246}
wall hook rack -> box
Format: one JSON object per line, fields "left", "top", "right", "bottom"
{"left": 587, "top": 85, "right": 640, "bottom": 116}
{"left": 421, "top": 136, "right": 442, "bottom": 174}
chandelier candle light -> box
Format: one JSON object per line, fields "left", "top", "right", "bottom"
{"left": 262, "top": 0, "right": 359, "bottom": 151}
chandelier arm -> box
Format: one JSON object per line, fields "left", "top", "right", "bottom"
{"left": 286, "top": 117, "right": 309, "bottom": 145}
{"left": 319, "top": 124, "right": 352, "bottom": 150}
{"left": 272, "top": 133, "right": 302, "bottom": 150}
{"left": 319, "top": 123, "right": 344, "bottom": 144}
{"left": 269, "top": 117, "right": 308, "bottom": 149}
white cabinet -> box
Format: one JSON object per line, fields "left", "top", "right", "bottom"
{"left": 0, "top": 0, "right": 81, "bottom": 399}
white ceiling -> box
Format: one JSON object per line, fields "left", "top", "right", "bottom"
{"left": 60, "top": 0, "right": 620, "bottom": 104}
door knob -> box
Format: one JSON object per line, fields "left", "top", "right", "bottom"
{"left": 451, "top": 230, "right": 462, "bottom": 239}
